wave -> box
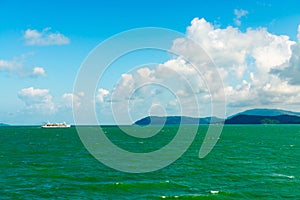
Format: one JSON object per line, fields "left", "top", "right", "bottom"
{"left": 271, "top": 173, "right": 295, "bottom": 179}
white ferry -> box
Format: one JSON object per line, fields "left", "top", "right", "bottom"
{"left": 41, "top": 122, "right": 71, "bottom": 128}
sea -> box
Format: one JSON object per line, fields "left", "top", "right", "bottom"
{"left": 1, "top": 125, "right": 299, "bottom": 199}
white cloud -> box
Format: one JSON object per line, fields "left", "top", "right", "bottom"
{"left": 103, "top": 18, "right": 300, "bottom": 122}
{"left": 96, "top": 88, "right": 109, "bottom": 103}
{"left": 18, "top": 87, "right": 55, "bottom": 114}
{"left": 234, "top": 9, "right": 249, "bottom": 26}
{"left": 62, "top": 92, "right": 84, "bottom": 108}
{"left": 0, "top": 59, "right": 14, "bottom": 70}
{"left": 298, "top": 25, "right": 300, "bottom": 41}
{"left": 182, "top": 18, "right": 300, "bottom": 111}
{"left": 24, "top": 28, "right": 70, "bottom": 46}
{"left": 234, "top": 9, "right": 248, "bottom": 19}
{"left": 182, "top": 18, "right": 293, "bottom": 77}
{"left": 31, "top": 67, "right": 46, "bottom": 77}
{"left": 0, "top": 58, "right": 23, "bottom": 75}
{"left": 111, "top": 73, "right": 135, "bottom": 102}
{"left": 272, "top": 25, "right": 300, "bottom": 85}
{"left": 0, "top": 55, "right": 46, "bottom": 78}
{"left": 84, "top": 18, "right": 300, "bottom": 124}
{"left": 103, "top": 58, "right": 211, "bottom": 123}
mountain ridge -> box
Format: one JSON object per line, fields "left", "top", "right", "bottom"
{"left": 228, "top": 108, "right": 300, "bottom": 119}
{"left": 0, "top": 123, "right": 10, "bottom": 126}
{"left": 134, "top": 108, "right": 300, "bottom": 125}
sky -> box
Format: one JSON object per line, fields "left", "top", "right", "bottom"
{"left": 1, "top": 0, "right": 300, "bottom": 125}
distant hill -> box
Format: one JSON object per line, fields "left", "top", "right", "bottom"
{"left": 228, "top": 108, "right": 300, "bottom": 118}
{"left": 225, "top": 114, "right": 300, "bottom": 124}
{"left": 134, "top": 108, "right": 300, "bottom": 125}
{"left": 134, "top": 116, "right": 224, "bottom": 125}
{"left": 225, "top": 108, "right": 300, "bottom": 124}
{"left": 0, "top": 123, "right": 10, "bottom": 126}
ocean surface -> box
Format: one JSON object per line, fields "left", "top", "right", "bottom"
{"left": 1, "top": 125, "right": 299, "bottom": 199}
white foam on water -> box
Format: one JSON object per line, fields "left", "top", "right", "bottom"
{"left": 210, "top": 190, "right": 219, "bottom": 194}
{"left": 272, "top": 173, "right": 295, "bottom": 179}
{"left": 160, "top": 195, "right": 179, "bottom": 199}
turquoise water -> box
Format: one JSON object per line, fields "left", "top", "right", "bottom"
{"left": 1, "top": 125, "right": 299, "bottom": 199}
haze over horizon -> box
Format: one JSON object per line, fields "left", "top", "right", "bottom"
{"left": 1, "top": 1, "right": 300, "bottom": 125}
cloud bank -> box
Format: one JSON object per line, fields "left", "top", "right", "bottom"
{"left": 272, "top": 25, "right": 300, "bottom": 85}
{"left": 0, "top": 55, "right": 46, "bottom": 77}
{"left": 18, "top": 87, "right": 55, "bottom": 114}
{"left": 181, "top": 18, "right": 299, "bottom": 111}
{"left": 16, "top": 18, "right": 300, "bottom": 123}
{"left": 98, "top": 18, "right": 300, "bottom": 121}
{"left": 24, "top": 28, "right": 70, "bottom": 46}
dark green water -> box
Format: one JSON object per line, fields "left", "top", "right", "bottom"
{"left": 1, "top": 125, "right": 299, "bottom": 199}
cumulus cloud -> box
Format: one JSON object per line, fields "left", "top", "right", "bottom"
{"left": 24, "top": 28, "right": 70, "bottom": 46}
{"left": 18, "top": 87, "right": 55, "bottom": 114}
{"left": 298, "top": 25, "right": 300, "bottom": 41}
{"left": 62, "top": 92, "right": 84, "bottom": 108}
{"left": 0, "top": 58, "right": 23, "bottom": 75}
{"left": 31, "top": 67, "right": 46, "bottom": 77}
{"left": 183, "top": 18, "right": 293, "bottom": 76}
{"left": 102, "top": 58, "right": 212, "bottom": 123}
{"left": 100, "top": 18, "right": 300, "bottom": 122}
{"left": 234, "top": 9, "right": 248, "bottom": 26}
{"left": 96, "top": 88, "right": 109, "bottom": 103}
{"left": 181, "top": 18, "right": 300, "bottom": 111}
{"left": 0, "top": 55, "right": 46, "bottom": 78}
{"left": 88, "top": 17, "right": 300, "bottom": 124}
{"left": 272, "top": 25, "right": 300, "bottom": 85}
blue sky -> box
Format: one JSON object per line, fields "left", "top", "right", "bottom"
{"left": 1, "top": 0, "right": 300, "bottom": 125}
